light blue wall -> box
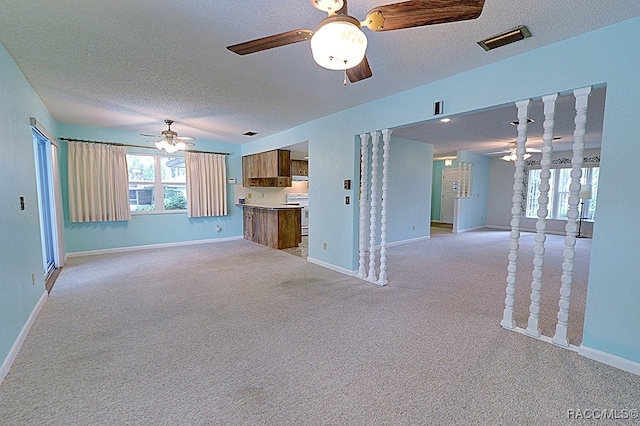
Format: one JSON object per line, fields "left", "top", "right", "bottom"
{"left": 456, "top": 151, "right": 491, "bottom": 231}
{"left": 385, "top": 137, "right": 432, "bottom": 243}
{"left": 57, "top": 123, "right": 243, "bottom": 253}
{"left": 0, "top": 43, "right": 57, "bottom": 363}
{"left": 241, "top": 17, "right": 640, "bottom": 364}
{"left": 3, "top": 16, "right": 640, "bottom": 375}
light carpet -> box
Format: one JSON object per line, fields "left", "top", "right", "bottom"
{"left": 1, "top": 229, "right": 639, "bottom": 425}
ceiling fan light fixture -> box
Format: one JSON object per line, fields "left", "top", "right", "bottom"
{"left": 311, "top": 0, "right": 344, "bottom": 14}
{"left": 310, "top": 16, "right": 367, "bottom": 70}
{"left": 152, "top": 119, "right": 194, "bottom": 153}
{"left": 501, "top": 152, "right": 531, "bottom": 162}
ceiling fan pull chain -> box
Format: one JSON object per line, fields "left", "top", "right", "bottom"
{"left": 343, "top": 61, "right": 348, "bottom": 85}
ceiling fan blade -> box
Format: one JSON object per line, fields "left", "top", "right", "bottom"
{"left": 363, "top": 0, "right": 485, "bottom": 32}
{"left": 177, "top": 136, "right": 195, "bottom": 141}
{"left": 346, "top": 55, "right": 372, "bottom": 83}
{"left": 227, "top": 30, "right": 314, "bottom": 55}
{"left": 140, "top": 133, "right": 160, "bottom": 138}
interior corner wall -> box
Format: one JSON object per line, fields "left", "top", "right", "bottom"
{"left": 486, "top": 156, "right": 516, "bottom": 228}
{"left": 57, "top": 123, "right": 244, "bottom": 254}
{"left": 0, "top": 42, "right": 56, "bottom": 370}
{"left": 386, "top": 137, "right": 432, "bottom": 243}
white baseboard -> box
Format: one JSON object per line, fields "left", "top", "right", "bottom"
{"left": 386, "top": 236, "right": 430, "bottom": 248}
{"left": 66, "top": 236, "right": 243, "bottom": 259}
{"left": 307, "top": 257, "right": 357, "bottom": 277}
{"left": 578, "top": 345, "right": 640, "bottom": 377}
{"left": 485, "top": 225, "right": 568, "bottom": 236}
{"left": 0, "top": 290, "right": 48, "bottom": 385}
{"left": 453, "top": 225, "right": 486, "bottom": 234}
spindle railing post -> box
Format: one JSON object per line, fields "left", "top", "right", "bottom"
{"left": 501, "top": 99, "right": 531, "bottom": 329}
{"left": 357, "top": 133, "right": 370, "bottom": 279}
{"left": 525, "top": 93, "right": 558, "bottom": 337}
{"left": 367, "top": 131, "right": 381, "bottom": 283}
{"left": 377, "top": 129, "right": 392, "bottom": 286}
{"left": 553, "top": 86, "right": 591, "bottom": 347}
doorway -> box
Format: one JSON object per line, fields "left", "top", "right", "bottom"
{"left": 440, "top": 168, "right": 457, "bottom": 224}
{"left": 32, "top": 123, "right": 64, "bottom": 291}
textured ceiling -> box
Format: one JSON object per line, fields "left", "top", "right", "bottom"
{"left": 0, "top": 1, "right": 639, "bottom": 150}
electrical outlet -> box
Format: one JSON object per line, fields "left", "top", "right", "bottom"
{"left": 345, "top": 196, "right": 350, "bottom": 205}
{"left": 20, "top": 196, "right": 25, "bottom": 210}
{"left": 323, "top": 242, "right": 327, "bottom": 250}
{"left": 412, "top": 225, "right": 416, "bottom": 230}
{"left": 216, "top": 225, "right": 222, "bottom": 232}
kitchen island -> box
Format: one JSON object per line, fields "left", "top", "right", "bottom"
{"left": 236, "top": 204, "right": 302, "bottom": 249}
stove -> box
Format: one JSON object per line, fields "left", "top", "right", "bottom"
{"left": 286, "top": 193, "right": 309, "bottom": 236}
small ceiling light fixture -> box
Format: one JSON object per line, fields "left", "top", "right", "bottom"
{"left": 243, "top": 131, "right": 258, "bottom": 136}
{"left": 310, "top": 14, "right": 367, "bottom": 71}
{"left": 444, "top": 158, "right": 453, "bottom": 166}
{"left": 150, "top": 120, "right": 195, "bottom": 154}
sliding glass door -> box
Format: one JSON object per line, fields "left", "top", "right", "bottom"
{"left": 33, "top": 128, "right": 57, "bottom": 278}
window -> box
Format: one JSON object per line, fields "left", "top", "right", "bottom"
{"left": 127, "top": 153, "right": 187, "bottom": 213}
{"left": 526, "top": 166, "right": 598, "bottom": 220}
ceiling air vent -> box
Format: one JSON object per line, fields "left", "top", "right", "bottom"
{"left": 478, "top": 25, "right": 531, "bottom": 51}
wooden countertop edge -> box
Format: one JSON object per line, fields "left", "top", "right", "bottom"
{"left": 235, "top": 203, "right": 303, "bottom": 210}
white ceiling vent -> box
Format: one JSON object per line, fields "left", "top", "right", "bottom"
{"left": 478, "top": 25, "right": 531, "bottom": 51}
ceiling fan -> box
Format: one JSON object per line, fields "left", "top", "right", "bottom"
{"left": 142, "top": 119, "right": 195, "bottom": 154}
{"left": 226, "top": 0, "right": 486, "bottom": 83}
{"left": 487, "top": 142, "right": 541, "bottom": 161}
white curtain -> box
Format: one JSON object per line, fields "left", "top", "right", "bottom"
{"left": 185, "top": 152, "right": 227, "bottom": 217}
{"left": 68, "top": 142, "right": 131, "bottom": 222}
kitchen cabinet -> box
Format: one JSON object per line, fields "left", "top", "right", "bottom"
{"left": 290, "top": 159, "right": 308, "bottom": 177}
{"left": 241, "top": 205, "right": 301, "bottom": 249}
{"left": 242, "top": 149, "right": 291, "bottom": 187}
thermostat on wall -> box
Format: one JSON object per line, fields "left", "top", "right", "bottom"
{"left": 228, "top": 177, "right": 236, "bottom": 184}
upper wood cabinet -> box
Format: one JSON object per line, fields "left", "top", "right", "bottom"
{"left": 242, "top": 149, "right": 291, "bottom": 187}
{"left": 290, "top": 159, "right": 308, "bottom": 177}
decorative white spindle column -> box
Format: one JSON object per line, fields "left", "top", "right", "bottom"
{"left": 525, "top": 93, "right": 558, "bottom": 337}
{"left": 501, "top": 99, "right": 531, "bottom": 329}
{"left": 367, "top": 131, "right": 381, "bottom": 282}
{"left": 553, "top": 86, "right": 591, "bottom": 347}
{"left": 357, "top": 133, "right": 370, "bottom": 279}
{"left": 377, "top": 129, "right": 392, "bottom": 286}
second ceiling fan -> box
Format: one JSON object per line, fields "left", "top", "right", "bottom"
{"left": 227, "top": 0, "right": 486, "bottom": 83}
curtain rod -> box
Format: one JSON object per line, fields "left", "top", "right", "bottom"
{"left": 59, "top": 137, "right": 231, "bottom": 155}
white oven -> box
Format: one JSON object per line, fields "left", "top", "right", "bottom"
{"left": 286, "top": 193, "right": 309, "bottom": 236}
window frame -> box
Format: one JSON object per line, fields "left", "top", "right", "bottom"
{"left": 127, "top": 151, "right": 187, "bottom": 215}
{"left": 525, "top": 164, "right": 598, "bottom": 221}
